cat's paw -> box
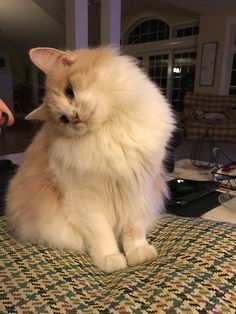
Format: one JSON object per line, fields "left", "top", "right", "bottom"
{"left": 95, "top": 253, "right": 127, "bottom": 273}
{"left": 126, "top": 244, "right": 157, "bottom": 267}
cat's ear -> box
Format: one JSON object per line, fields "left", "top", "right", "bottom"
{"left": 29, "top": 47, "right": 72, "bottom": 75}
{"left": 25, "top": 105, "right": 47, "bottom": 121}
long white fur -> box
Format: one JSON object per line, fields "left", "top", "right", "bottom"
{"left": 6, "top": 47, "right": 175, "bottom": 273}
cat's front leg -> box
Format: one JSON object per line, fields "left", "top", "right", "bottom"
{"left": 122, "top": 223, "right": 157, "bottom": 267}
{"left": 82, "top": 212, "right": 127, "bottom": 273}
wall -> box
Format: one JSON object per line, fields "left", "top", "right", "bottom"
{"left": 0, "top": 71, "right": 14, "bottom": 111}
{"left": 194, "top": 15, "right": 233, "bottom": 95}
{"left": 0, "top": 47, "right": 32, "bottom": 113}
{"left": 0, "top": 48, "right": 30, "bottom": 87}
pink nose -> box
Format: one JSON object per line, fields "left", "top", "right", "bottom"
{"left": 72, "top": 113, "right": 81, "bottom": 124}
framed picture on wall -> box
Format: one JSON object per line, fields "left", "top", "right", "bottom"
{"left": 200, "top": 42, "right": 217, "bottom": 86}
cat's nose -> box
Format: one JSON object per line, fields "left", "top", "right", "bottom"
{"left": 71, "top": 113, "right": 81, "bottom": 124}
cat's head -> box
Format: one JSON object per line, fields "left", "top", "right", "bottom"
{"left": 27, "top": 46, "right": 133, "bottom": 137}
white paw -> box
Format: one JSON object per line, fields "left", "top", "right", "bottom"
{"left": 95, "top": 253, "right": 127, "bottom": 273}
{"left": 126, "top": 244, "right": 157, "bottom": 267}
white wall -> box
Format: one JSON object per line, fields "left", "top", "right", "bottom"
{"left": 194, "top": 15, "right": 228, "bottom": 94}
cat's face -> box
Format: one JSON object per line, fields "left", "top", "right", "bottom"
{"left": 28, "top": 47, "right": 120, "bottom": 137}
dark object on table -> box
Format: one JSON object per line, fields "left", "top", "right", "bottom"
{"left": 167, "top": 178, "right": 221, "bottom": 217}
{"left": 212, "top": 148, "right": 236, "bottom": 190}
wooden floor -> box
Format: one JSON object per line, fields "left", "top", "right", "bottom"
{"left": 0, "top": 116, "right": 40, "bottom": 156}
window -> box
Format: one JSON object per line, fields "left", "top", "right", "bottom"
{"left": 229, "top": 54, "right": 236, "bottom": 95}
{"left": 149, "top": 54, "right": 169, "bottom": 95}
{"left": 128, "top": 19, "right": 170, "bottom": 45}
{"left": 172, "top": 51, "right": 197, "bottom": 111}
{"left": 176, "top": 25, "right": 199, "bottom": 38}
{"left": 126, "top": 18, "right": 197, "bottom": 108}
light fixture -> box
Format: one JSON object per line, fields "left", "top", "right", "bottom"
{"left": 173, "top": 66, "right": 181, "bottom": 73}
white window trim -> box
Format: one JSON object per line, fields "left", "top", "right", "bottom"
{"left": 123, "top": 35, "right": 198, "bottom": 56}
{"left": 122, "top": 14, "right": 172, "bottom": 45}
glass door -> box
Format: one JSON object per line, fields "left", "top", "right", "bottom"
{"left": 134, "top": 50, "right": 197, "bottom": 111}
{"left": 229, "top": 54, "right": 236, "bottom": 95}
{"left": 148, "top": 54, "right": 170, "bottom": 96}
{"left": 171, "top": 51, "right": 197, "bottom": 112}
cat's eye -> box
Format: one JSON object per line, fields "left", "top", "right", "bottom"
{"left": 60, "top": 115, "right": 70, "bottom": 124}
{"left": 65, "top": 84, "right": 74, "bottom": 99}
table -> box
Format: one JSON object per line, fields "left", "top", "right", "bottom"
{"left": 168, "top": 159, "right": 236, "bottom": 224}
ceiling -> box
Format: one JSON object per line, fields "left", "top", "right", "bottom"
{"left": 164, "top": 0, "right": 236, "bottom": 15}
{"left": 0, "top": 0, "right": 65, "bottom": 50}
{"left": 0, "top": 0, "right": 236, "bottom": 51}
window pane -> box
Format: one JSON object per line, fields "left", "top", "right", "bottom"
{"left": 161, "top": 67, "right": 167, "bottom": 77}
{"left": 230, "top": 70, "right": 236, "bottom": 86}
{"left": 171, "top": 51, "right": 197, "bottom": 111}
{"left": 177, "top": 29, "right": 184, "bottom": 37}
{"left": 158, "top": 21, "right": 166, "bottom": 31}
{"left": 185, "top": 28, "right": 192, "bottom": 36}
{"left": 128, "top": 19, "right": 170, "bottom": 44}
{"left": 141, "top": 21, "right": 149, "bottom": 33}
{"left": 149, "top": 54, "right": 169, "bottom": 96}
{"left": 176, "top": 25, "right": 199, "bottom": 38}
{"left": 229, "top": 88, "right": 236, "bottom": 95}
{"left": 149, "top": 33, "right": 157, "bottom": 42}
{"left": 233, "top": 54, "right": 236, "bottom": 69}
{"left": 140, "top": 34, "right": 148, "bottom": 43}
{"left": 150, "top": 20, "right": 158, "bottom": 32}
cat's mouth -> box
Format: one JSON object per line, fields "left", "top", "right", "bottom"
{"left": 59, "top": 114, "right": 87, "bottom": 135}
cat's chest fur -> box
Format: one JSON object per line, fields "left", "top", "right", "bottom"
{"left": 48, "top": 134, "right": 147, "bottom": 226}
{"left": 49, "top": 132, "right": 145, "bottom": 182}
{"left": 49, "top": 135, "right": 112, "bottom": 179}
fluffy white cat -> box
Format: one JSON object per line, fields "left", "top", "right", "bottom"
{"left": 6, "top": 47, "right": 175, "bottom": 273}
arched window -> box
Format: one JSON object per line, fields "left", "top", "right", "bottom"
{"left": 127, "top": 19, "right": 170, "bottom": 45}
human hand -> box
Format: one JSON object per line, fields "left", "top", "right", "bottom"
{"left": 0, "top": 99, "right": 14, "bottom": 126}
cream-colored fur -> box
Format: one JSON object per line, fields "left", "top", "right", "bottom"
{"left": 6, "top": 46, "right": 175, "bottom": 273}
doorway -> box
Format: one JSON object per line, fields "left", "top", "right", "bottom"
{"left": 136, "top": 49, "right": 197, "bottom": 112}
